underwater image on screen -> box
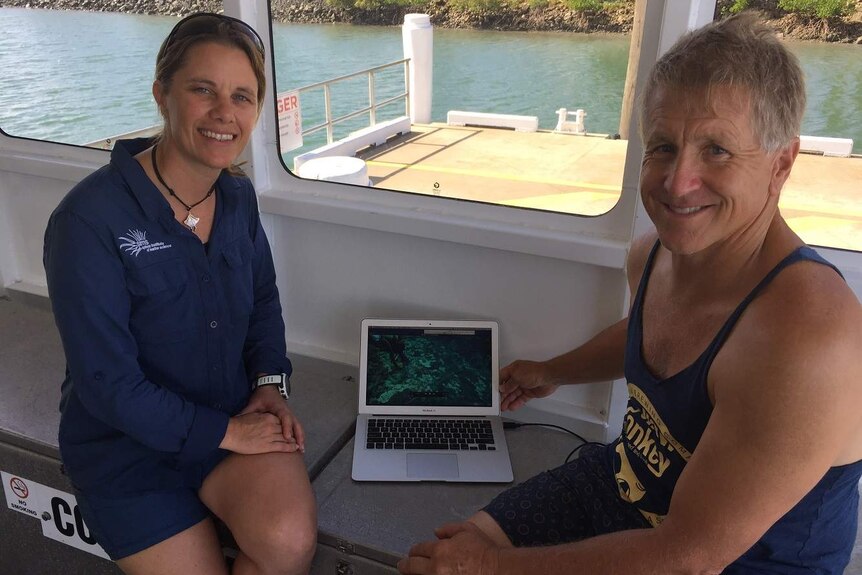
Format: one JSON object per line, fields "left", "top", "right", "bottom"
{"left": 365, "top": 327, "right": 492, "bottom": 407}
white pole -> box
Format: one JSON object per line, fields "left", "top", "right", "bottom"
{"left": 402, "top": 14, "right": 433, "bottom": 124}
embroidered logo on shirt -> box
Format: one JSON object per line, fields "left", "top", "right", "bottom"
{"left": 119, "top": 229, "right": 172, "bottom": 257}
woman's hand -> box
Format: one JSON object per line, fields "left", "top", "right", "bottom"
{"left": 219, "top": 412, "right": 297, "bottom": 454}
{"left": 239, "top": 385, "right": 306, "bottom": 453}
{"left": 499, "top": 359, "right": 561, "bottom": 411}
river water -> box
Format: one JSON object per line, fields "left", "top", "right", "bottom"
{"left": 0, "top": 7, "right": 860, "bottom": 155}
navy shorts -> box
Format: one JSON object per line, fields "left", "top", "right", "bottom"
{"left": 75, "top": 487, "right": 211, "bottom": 560}
{"left": 483, "top": 444, "right": 651, "bottom": 547}
{"left": 72, "top": 451, "right": 229, "bottom": 561}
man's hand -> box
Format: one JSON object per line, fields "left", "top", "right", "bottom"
{"left": 240, "top": 385, "right": 306, "bottom": 453}
{"left": 500, "top": 359, "right": 560, "bottom": 411}
{"left": 397, "top": 521, "right": 501, "bottom": 575}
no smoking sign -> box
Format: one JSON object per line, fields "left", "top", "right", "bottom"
{"left": 9, "top": 476, "right": 28, "bottom": 499}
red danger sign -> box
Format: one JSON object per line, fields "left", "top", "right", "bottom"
{"left": 276, "top": 89, "right": 303, "bottom": 153}
{"left": 10, "top": 477, "right": 28, "bottom": 499}
{"left": 277, "top": 93, "right": 299, "bottom": 113}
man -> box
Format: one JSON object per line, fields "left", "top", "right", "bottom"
{"left": 398, "top": 12, "right": 862, "bottom": 574}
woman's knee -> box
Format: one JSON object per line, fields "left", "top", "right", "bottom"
{"left": 243, "top": 504, "right": 318, "bottom": 572}
{"left": 271, "top": 509, "right": 317, "bottom": 558}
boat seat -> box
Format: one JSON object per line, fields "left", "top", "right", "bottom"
{"left": 0, "top": 295, "right": 358, "bottom": 573}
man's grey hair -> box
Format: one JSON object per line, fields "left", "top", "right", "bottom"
{"left": 639, "top": 11, "right": 806, "bottom": 152}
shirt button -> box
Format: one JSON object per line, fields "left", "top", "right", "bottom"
{"left": 210, "top": 321, "right": 218, "bottom": 329}
{"left": 202, "top": 274, "right": 211, "bottom": 283}
{"left": 214, "top": 403, "right": 223, "bottom": 410}
{"left": 211, "top": 364, "right": 219, "bottom": 372}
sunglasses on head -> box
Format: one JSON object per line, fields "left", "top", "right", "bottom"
{"left": 161, "top": 12, "right": 265, "bottom": 57}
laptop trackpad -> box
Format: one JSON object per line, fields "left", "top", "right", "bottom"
{"left": 407, "top": 453, "right": 460, "bottom": 479}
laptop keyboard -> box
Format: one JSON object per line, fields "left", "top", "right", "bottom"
{"left": 365, "top": 418, "right": 497, "bottom": 451}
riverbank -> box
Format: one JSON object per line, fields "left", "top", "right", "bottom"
{"left": 2, "top": 0, "right": 861, "bottom": 42}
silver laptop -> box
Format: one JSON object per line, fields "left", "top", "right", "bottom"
{"left": 351, "top": 319, "right": 513, "bottom": 482}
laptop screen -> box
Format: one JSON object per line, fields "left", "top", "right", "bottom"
{"left": 365, "top": 326, "right": 493, "bottom": 408}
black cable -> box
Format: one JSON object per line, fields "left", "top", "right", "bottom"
{"left": 564, "top": 441, "right": 605, "bottom": 463}
{"left": 502, "top": 420, "right": 605, "bottom": 464}
{"left": 503, "top": 420, "right": 589, "bottom": 444}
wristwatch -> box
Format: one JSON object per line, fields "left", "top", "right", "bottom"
{"left": 253, "top": 373, "right": 290, "bottom": 400}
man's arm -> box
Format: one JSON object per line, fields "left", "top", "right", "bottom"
{"left": 500, "top": 232, "right": 657, "bottom": 410}
{"left": 499, "top": 318, "right": 628, "bottom": 409}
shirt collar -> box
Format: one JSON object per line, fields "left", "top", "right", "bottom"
{"left": 111, "top": 138, "right": 243, "bottom": 224}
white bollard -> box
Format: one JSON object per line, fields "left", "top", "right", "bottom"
{"left": 574, "top": 109, "right": 587, "bottom": 135}
{"left": 554, "top": 108, "right": 568, "bottom": 132}
{"left": 553, "top": 108, "right": 587, "bottom": 135}
{"left": 402, "top": 14, "right": 433, "bottom": 125}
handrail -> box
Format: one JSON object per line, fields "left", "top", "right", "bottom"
{"left": 85, "top": 59, "right": 412, "bottom": 151}
{"left": 288, "top": 58, "right": 411, "bottom": 144}
{"left": 294, "top": 58, "right": 409, "bottom": 93}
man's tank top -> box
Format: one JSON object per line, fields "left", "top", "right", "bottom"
{"left": 608, "top": 242, "right": 862, "bottom": 573}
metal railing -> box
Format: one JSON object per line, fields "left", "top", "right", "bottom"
{"left": 85, "top": 59, "right": 411, "bottom": 151}
{"left": 85, "top": 125, "right": 162, "bottom": 150}
{"left": 290, "top": 58, "right": 410, "bottom": 144}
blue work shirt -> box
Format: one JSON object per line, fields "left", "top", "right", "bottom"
{"left": 44, "top": 138, "right": 292, "bottom": 495}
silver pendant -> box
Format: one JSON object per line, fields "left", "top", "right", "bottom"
{"left": 183, "top": 211, "right": 200, "bottom": 231}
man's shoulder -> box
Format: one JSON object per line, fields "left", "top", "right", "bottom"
{"left": 710, "top": 251, "right": 862, "bottom": 465}
{"left": 722, "top": 252, "right": 861, "bottom": 390}
{"left": 754, "top": 252, "right": 859, "bottom": 333}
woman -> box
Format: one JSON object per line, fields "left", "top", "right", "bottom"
{"left": 43, "top": 13, "right": 317, "bottom": 574}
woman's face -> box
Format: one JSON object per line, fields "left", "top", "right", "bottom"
{"left": 154, "top": 41, "right": 260, "bottom": 175}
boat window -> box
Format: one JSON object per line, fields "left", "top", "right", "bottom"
{"left": 777, "top": 40, "right": 862, "bottom": 253}
{"left": 0, "top": 8, "right": 857, "bottom": 253}
{"left": 0, "top": 9, "right": 169, "bottom": 150}
{"left": 270, "top": 17, "right": 633, "bottom": 219}
{"left": 687, "top": 11, "right": 862, "bottom": 254}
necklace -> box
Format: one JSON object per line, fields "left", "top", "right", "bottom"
{"left": 150, "top": 145, "right": 215, "bottom": 232}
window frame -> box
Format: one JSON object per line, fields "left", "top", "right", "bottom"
{"left": 243, "top": 0, "right": 691, "bottom": 270}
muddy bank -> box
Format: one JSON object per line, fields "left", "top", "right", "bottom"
{"left": 2, "top": 0, "right": 861, "bottom": 43}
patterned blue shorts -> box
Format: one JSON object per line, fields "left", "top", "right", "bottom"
{"left": 483, "top": 444, "right": 651, "bottom": 547}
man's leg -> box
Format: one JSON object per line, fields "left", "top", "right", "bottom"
{"left": 200, "top": 452, "right": 317, "bottom": 575}
{"left": 472, "top": 445, "right": 649, "bottom": 548}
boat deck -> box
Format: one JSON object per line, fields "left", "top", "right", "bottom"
{"left": 359, "top": 123, "right": 862, "bottom": 250}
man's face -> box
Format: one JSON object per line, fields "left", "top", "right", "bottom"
{"left": 639, "top": 85, "right": 797, "bottom": 256}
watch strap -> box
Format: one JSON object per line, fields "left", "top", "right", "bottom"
{"left": 253, "top": 373, "right": 290, "bottom": 400}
